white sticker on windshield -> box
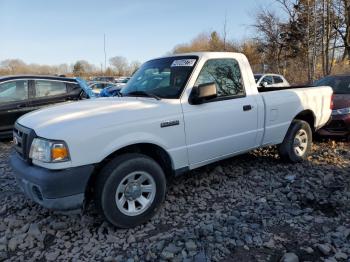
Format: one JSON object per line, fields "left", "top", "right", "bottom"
{"left": 171, "top": 59, "right": 196, "bottom": 67}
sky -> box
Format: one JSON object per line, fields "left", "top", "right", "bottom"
{"left": 0, "top": 0, "right": 281, "bottom": 66}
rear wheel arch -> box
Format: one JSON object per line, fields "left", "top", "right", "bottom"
{"left": 293, "top": 109, "right": 316, "bottom": 132}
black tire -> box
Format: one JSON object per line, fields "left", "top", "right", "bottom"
{"left": 278, "top": 120, "right": 312, "bottom": 163}
{"left": 95, "top": 153, "right": 166, "bottom": 228}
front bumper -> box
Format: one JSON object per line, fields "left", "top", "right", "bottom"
{"left": 10, "top": 152, "right": 95, "bottom": 210}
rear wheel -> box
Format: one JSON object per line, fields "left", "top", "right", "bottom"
{"left": 278, "top": 120, "right": 312, "bottom": 162}
{"left": 95, "top": 153, "right": 166, "bottom": 228}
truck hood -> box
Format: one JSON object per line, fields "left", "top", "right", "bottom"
{"left": 18, "top": 97, "right": 181, "bottom": 139}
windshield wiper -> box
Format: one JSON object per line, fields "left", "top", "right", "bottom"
{"left": 125, "top": 91, "right": 161, "bottom": 100}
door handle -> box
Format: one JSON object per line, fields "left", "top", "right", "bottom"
{"left": 243, "top": 105, "right": 252, "bottom": 111}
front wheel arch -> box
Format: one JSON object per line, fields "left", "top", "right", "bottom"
{"left": 84, "top": 143, "right": 173, "bottom": 205}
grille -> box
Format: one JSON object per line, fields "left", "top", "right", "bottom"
{"left": 13, "top": 122, "right": 36, "bottom": 162}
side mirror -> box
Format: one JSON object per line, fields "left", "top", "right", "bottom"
{"left": 190, "top": 82, "right": 218, "bottom": 104}
{"left": 260, "top": 81, "right": 269, "bottom": 88}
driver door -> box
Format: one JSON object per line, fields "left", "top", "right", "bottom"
{"left": 181, "top": 58, "right": 259, "bottom": 167}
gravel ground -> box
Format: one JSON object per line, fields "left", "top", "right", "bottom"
{"left": 0, "top": 140, "right": 349, "bottom": 262}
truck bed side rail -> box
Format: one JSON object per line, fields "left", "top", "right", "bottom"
{"left": 258, "top": 85, "right": 315, "bottom": 92}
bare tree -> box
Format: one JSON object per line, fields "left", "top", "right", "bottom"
{"left": 173, "top": 33, "right": 210, "bottom": 53}
{"left": 109, "top": 56, "right": 128, "bottom": 76}
{"left": 173, "top": 31, "right": 238, "bottom": 54}
{"left": 73, "top": 61, "right": 85, "bottom": 77}
{"left": 333, "top": 0, "right": 350, "bottom": 60}
{"left": 254, "top": 9, "right": 284, "bottom": 73}
{"left": 1, "top": 59, "right": 26, "bottom": 74}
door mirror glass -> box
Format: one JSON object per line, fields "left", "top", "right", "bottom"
{"left": 260, "top": 81, "right": 269, "bottom": 88}
{"left": 190, "top": 82, "right": 217, "bottom": 104}
{"left": 260, "top": 75, "right": 273, "bottom": 87}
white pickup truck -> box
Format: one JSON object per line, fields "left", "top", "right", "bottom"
{"left": 10, "top": 52, "right": 332, "bottom": 228}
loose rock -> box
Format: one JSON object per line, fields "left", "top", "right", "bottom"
{"left": 280, "top": 252, "right": 299, "bottom": 262}
{"left": 0, "top": 140, "right": 348, "bottom": 261}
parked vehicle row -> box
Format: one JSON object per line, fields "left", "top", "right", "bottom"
{"left": 0, "top": 76, "right": 85, "bottom": 138}
{"left": 88, "top": 81, "right": 121, "bottom": 96}
{"left": 92, "top": 76, "right": 116, "bottom": 83}
{"left": 115, "top": 77, "right": 131, "bottom": 87}
{"left": 91, "top": 76, "right": 131, "bottom": 86}
{"left": 10, "top": 52, "right": 333, "bottom": 228}
{"left": 0, "top": 75, "right": 128, "bottom": 138}
{"left": 315, "top": 74, "right": 350, "bottom": 139}
{"left": 1, "top": 72, "right": 347, "bottom": 141}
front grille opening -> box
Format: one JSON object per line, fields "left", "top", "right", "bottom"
{"left": 13, "top": 123, "right": 36, "bottom": 162}
{"left": 32, "top": 185, "right": 43, "bottom": 201}
{"left": 13, "top": 126, "right": 26, "bottom": 158}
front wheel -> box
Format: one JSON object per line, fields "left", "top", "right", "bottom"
{"left": 95, "top": 153, "right": 166, "bottom": 228}
{"left": 278, "top": 120, "right": 312, "bottom": 162}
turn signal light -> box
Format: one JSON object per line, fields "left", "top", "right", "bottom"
{"left": 51, "top": 145, "right": 69, "bottom": 161}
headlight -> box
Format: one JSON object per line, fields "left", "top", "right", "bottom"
{"left": 29, "top": 138, "right": 70, "bottom": 163}
{"left": 332, "top": 107, "right": 350, "bottom": 116}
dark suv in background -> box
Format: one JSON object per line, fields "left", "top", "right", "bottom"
{"left": 0, "top": 75, "right": 84, "bottom": 138}
{"left": 315, "top": 74, "right": 350, "bottom": 139}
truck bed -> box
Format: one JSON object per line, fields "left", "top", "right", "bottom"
{"left": 258, "top": 85, "right": 332, "bottom": 146}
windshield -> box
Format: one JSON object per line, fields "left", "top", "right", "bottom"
{"left": 121, "top": 56, "right": 198, "bottom": 99}
{"left": 254, "top": 74, "right": 262, "bottom": 83}
{"left": 315, "top": 76, "right": 350, "bottom": 94}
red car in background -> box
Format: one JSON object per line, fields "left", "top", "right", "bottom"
{"left": 315, "top": 74, "right": 350, "bottom": 140}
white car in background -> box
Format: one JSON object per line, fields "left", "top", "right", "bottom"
{"left": 115, "top": 77, "right": 131, "bottom": 88}
{"left": 254, "top": 73, "right": 290, "bottom": 88}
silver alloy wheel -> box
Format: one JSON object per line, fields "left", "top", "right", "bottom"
{"left": 293, "top": 129, "right": 308, "bottom": 156}
{"left": 115, "top": 171, "right": 156, "bottom": 216}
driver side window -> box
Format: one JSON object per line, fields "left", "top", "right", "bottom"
{"left": 195, "top": 59, "right": 245, "bottom": 98}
